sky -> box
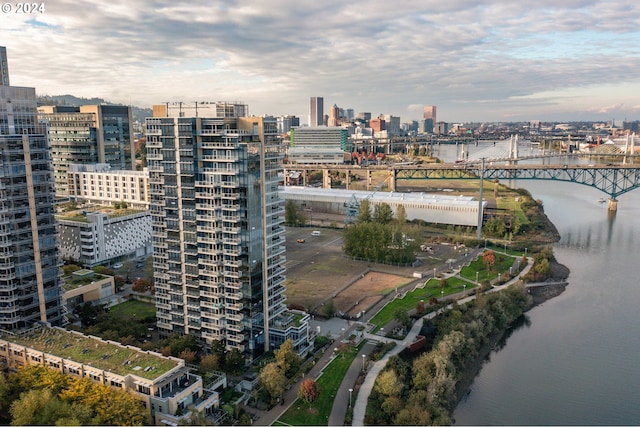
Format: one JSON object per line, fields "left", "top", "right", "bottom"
{"left": 2, "top": 0, "right": 640, "bottom": 124}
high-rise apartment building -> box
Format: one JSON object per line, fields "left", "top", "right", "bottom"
{"left": 0, "top": 46, "right": 9, "bottom": 86}
{"left": 38, "top": 105, "right": 134, "bottom": 195}
{"left": 309, "top": 97, "right": 324, "bottom": 127}
{"left": 147, "top": 102, "right": 311, "bottom": 360}
{"left": 0, "top": 61, "right": 64, "bottom": 331}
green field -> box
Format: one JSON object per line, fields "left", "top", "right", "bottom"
{"left": 109, "top": 300, "right": 156, "bottom": 319}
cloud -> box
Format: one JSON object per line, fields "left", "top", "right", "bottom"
{"left": 1, "top": 0, "right": 639, "bottom": 122}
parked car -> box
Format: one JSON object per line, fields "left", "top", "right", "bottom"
{"left": 297, "top": 239, "right": 305, "bottom": 243}
{"left": 136, "top": 263, "right": 144, "bottom": 268}
{"left": 113, "top": 262, "right": 123, "bottom": 269}
{"left": 311, "top": 231, "right": 321, "bottom": 236}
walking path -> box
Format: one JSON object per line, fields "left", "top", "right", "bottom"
{"left": 251, "top": 247, "right": 531, "bottom": 426}
{"left": 351, "top": 254, "right": 533, "bottom": 426}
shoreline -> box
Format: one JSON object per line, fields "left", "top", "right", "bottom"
{"left": 449, "top": 259, "right": 570, "bottom": 421}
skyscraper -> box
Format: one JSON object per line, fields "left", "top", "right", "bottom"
{"left": 309, "top": 96, "right": 324, "bottom": 127}
{"left": 423, "top": 105, "right": 436, "bottom": 133}
{"left": 147, "top": 102, "right": 311, "bottom": 360}
{"left": 0, "top": 46, "right": 9, "bottom": 86}
{"left": 0, "top": 49, "right": 64, "bottom": 331}
{"left": 38, "top": 105, "right": 134, "bottom": 195}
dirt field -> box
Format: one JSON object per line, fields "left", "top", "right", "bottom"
{"left": 283, "top": 227, "right": 417, "bottom": 315}
{"left": 333, "top": 271, "right": 412, "bottom": 317}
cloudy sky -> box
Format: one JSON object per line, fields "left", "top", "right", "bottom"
{"left": 2, "top": 0, "right": 640, "bottom": 123}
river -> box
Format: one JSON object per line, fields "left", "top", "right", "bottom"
{"left": 430, "top": 142, "right": 640, "bottom": 425}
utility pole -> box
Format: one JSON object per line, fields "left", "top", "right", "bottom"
{"left": 476, "top": 157, "right": 485, "bottom": 240}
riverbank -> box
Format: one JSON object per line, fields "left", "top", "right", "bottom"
{"left": 449, "top": 259, "right": 570, "bottom": 423}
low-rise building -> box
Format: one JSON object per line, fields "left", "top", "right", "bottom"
{"left": 62, "top": 269, "right": 116, "bottom": 309}
{"left": 57, "top": 207, "right": 152, "bottom": 267}
{"left": 0, "top": 326, "right": 221, "bottom": 425}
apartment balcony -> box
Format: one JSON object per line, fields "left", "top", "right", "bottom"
{"left": 222, "top": 226, "right": 240, "bottom": 234}
{"left": 227, "top": 302, "right": 243, "bottom": 311}
{"left": 146, "top": 129, "right": 162, "bottom": 136}
{"left": 223, "top": 270, "right": 242, "bottom": 279}
{"left": 222, "top": 215, "right": 240, "bottom": 223}
{"left": 201, "top": 311, "right": 222, "bottom": 321}
{"left": 225, "top": 292, "right": 243, "bottom": 301}
{"left": 220, "top": 192, "right": 240, "bottom": 200}
{"left": 220, "top": 180, "right": 239, "bottom": 188}
{"left": 226, "top": 322, "right": 243, "bottom": 333}
{"left": 226, "top": 333, "right": 245, "bottom": 343}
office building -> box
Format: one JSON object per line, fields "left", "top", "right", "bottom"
{"left": 147, "top": 102, "right": 311, "bottom": 360}
{"left": 38, "top": 105, "right": 134, "bottom": 195}
{"left": 423, "top": 105, "right": 437, "bottom": 122}
{"left": 0, "top": 58, "right": 64, "bottom": 331}
{"left": 277, "top": 115, "right": 300, "bottom": 134}
{"left": 288, "top": 127, "right": 349, "bottom": 164}
{"left": 0, "top": 46, "right": 9, "bottom": 86}
{"left": 328, "top": 104, "right": 340, "bottom": 127}
{"left": 309, "top": 97, "right": 324, "bottom": 127}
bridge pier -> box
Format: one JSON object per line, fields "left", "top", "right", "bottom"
{"left": 323, "top": 169, "right": 331, "bottom": 189}
{"left": 608, "top": 198, "right": 618, "bottom": 212}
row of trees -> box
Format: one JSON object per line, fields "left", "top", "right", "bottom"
{"left": 0, "top": 364, "right": 147, "bottom": 426}
{"left": 365, "top": 285, "right": 532, "bottom": 425}
{"left": 255, "top": 339, "right": 303, "bottom": 407}
{"left": 343, "top": 200, "right": 419, "bottom": 265}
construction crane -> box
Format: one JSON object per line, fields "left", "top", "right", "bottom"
{"left": 345, "top": 173, "right": 393, "bottom": 223}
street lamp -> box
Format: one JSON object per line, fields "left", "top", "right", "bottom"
{"left": 433, "top": 267, "right": 437, "bottom": 278}
{"left": 484, "top": 239, "right": 487, "bottom": 248}
{"left": 525, "top": 247, "right": 528, "bottom": 257}
{"left": 463, "top": 284, "right": 466, "bottom": 296}
{"left": 349, "top": 388, "right": 353, "bottom": 408}
{"left": 362, "top": 354, "right": 366, "bottom": 372}
{"left": 441, "top": 290, "right": 444, "bottom": 299}
{"left": 475, "top": 271, "right": 479, "bottom": 284}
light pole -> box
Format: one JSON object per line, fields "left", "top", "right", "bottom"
{"left": 475, "top": 271, "right": 479, "bottom": 284}
{"left": 525, "top": 247, "right": 528, "bottom": 257}
{"left": 362, "top": 354, "right": 366, "bottom": 371}
{"left": 433, "top": 267, "right": 436, "bottom": 279}
{"left": 504, "top": 242, "right": 507, "bottom": 253}
{"left": 463, "top": 284, "right": 466, "bottom": 296}
{"left": 349, "top": 388, "right": 353, "bottom": 408}
{"left": 509, "top": 266, "right": 512, "bottom": 276}
{"left": 484, "top": 239, "right": 487, "bottom": 249}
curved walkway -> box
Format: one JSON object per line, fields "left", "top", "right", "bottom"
{"left": 351, "top": 255, "right": 533, "bottom": 426}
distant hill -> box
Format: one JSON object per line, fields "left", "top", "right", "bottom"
{"left": 37, "top": 94, "right": 153, "bottom": 123}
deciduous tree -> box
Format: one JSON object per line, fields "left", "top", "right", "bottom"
{"left": 374, "top": 369, "right": 403, "bottom": 397}
{"left": 258, "top": 362, "right": 286, "bottom": 406}
{"left": 298, "top": 378, "right": 320, "bottom": 403}
{"left": 275, "top": 339, "right": 301, "bottom": 378}
{"left": 483, "top": 250, "right": 496, "bottom": 271}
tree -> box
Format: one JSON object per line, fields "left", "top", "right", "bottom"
{"left": 393, "top": 308, "right": 411, "bottom": 328}
{"left": 323, "top": 299, "right": 336, "bottom": 318}
{"left": 10, "top": 388, "right": 69, "bottom": 426}
{"left": 224, "top": 348, "right": 245, "bottom": 375}
{"left": 483, "top": 250, "right": 496, "bottom": 271}
{"left": 285, "top": 199, "right": 300, "bottom": 226}
{"left": 179, "top": 348, "right": 197, "bottom": 364}
{"left": 298, "top": 378, "right": 320, "bottom": 404}
{"left": 374, "top": 369, "right": 403, "bottom": 397}
{"left": 395, "top": 204, "right": 407, "bottom": 225}
{"left": 357, "top": 199, "right": 372, "bottom": 223}
{"left": 373, "top": 203, "right": 394, "bottom": 224}
{"left": 258, "top": 362, "right": 286, "bottom": 406}
{"left": 415, "top": 300, "right": 426, "bottom": 315}
{"left": 275, "top": 339, "right": 301, "bottom": 378}
{"left": 132, "top": 278, "right": 152, "bottom": 293}
{"left": 200, "top": 353, "right": 221, "bottom": 373}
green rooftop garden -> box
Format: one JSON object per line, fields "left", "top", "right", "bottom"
{"left": 1, "top": 328, "right": 179, "bottom": 380}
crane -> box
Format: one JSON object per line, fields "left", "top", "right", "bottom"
{"left": 345, "top": 173, "right": 393, "bottom": 223}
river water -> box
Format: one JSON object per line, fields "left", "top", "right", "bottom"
{"left": 430, "top": 142, "right": 640, "bottom": 425}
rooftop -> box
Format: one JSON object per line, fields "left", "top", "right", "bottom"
{"left": 57, "top": 206, "right": 147, "bottom": 223}
{"left": 280, "top": 186, "right": 479, "bottom": 206}
{"left": 1, "top": 327, "right": 180, "bottom": 380}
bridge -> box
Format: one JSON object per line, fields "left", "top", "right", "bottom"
{"left": 392, "top": 163, "right": 640, "bottom": 209}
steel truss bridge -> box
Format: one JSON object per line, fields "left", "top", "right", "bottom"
{"left": 393, "top": 163, "right": 640, "bottom": 200}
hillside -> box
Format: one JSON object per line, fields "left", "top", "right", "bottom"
{"left": 37, "top": 94, "right": 152, "bottom": 123}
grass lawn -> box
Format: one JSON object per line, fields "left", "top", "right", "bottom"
{"left": 109, "top": 300, "right": 156, "bottom": 319}
{"left": 276, "top": 343, "right": 364, "bottom": 426}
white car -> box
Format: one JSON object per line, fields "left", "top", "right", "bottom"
{"left": 113, "top": 262, "right": 123, "bottom": 269}
{"left": 311, "top": 231, "right": 321, "bottom": 236}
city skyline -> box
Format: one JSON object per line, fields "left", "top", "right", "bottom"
{"left": 1, "top": 0, "right": 640, "bottom": 123}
